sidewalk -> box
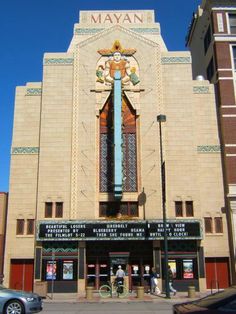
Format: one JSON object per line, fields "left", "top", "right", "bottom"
{"left": 44, "top": 291, "right": 211, "bottom": 304}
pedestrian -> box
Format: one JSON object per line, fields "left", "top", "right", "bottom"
{"left": 168, "top": 265, "right": 177, "bottom": 296}
{"left": 116, "top": 265, "right": 125, "bottom": 285}
{"left": 150, "top": 267, "right": 161, "bottom": 295}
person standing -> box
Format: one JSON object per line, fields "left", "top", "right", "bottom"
{"left": 150, "top": 267, "right": 161, "bottom": 295}
{"left": 168, "top": 265, "right": 177, "bottom": 296}
{"left": 116, "top": 265, "right": 125, "bottom": 285}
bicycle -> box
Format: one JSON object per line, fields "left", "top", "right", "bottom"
{"left": 99, "top": 279, "right": 128, "bottom": 298}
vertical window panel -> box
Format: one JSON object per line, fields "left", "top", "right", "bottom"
{"left": 215, "top": 217, "right": 223, "bottom": 233}
{"left": 186, "top": 201, "right": 194, "bottom": 217}
{"left": 27, "top": 219, "right": 34, "bottom": 235}
{"left": 45, "top": 202, "right": 53, "bottom": 218}
{"left": 229, "top": 14, "right": 236, "bottom": 34}
{"left": 175, "top": 201, "right": 183, "bottom": 217}
{"left": 123, "top": 133, "right": 137, "bottom": 192}
{"left": 100, "top": 133, "right": 113, "bottom": 192}
{"left": 233, "top": 46, "right": 236, "bottom": 69}
{"left": 55, "top": 202, "right": 63, "bottom": 218}
{"left": 204, "top": 217, "right": 213, "bottom": 233}
{"left": 100, "top": 99, "right": 113, "bottom": 192}
{"left": 16, "top": 219, "right": 25, "bottom": 235}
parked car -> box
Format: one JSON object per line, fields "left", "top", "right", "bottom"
{"left": 173, "top": 286, "right": 236, "bottom": 313}
{"left": 0, "top": 285, "right": 42, "bottom": 314}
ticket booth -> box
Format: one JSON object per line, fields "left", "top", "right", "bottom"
{"left": 109, "top": 252, "right": 129, "bottom": 288}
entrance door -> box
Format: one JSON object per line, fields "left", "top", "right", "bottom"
{"left": 10, "top": 259, "right": 34, "bottom": 292}
{"left": 205, "top": 257, "right": 230, "bottom": 289}
{"left": 86, "top": 241, "right": 153, "bottom": 290}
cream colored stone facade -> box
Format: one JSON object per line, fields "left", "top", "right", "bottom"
{"left": 4, "top": 10, "right": 230, "bottom": 292}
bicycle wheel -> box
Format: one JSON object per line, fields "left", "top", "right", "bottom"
{"left": 99, "top": 285, "right": 111, "bottom": 298}
{"left": 116, "top": 285, "right": 128, "bottom": 298}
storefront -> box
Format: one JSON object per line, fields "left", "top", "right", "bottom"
{"left": 36, "top": 219, "right": 202, "bottom": 292}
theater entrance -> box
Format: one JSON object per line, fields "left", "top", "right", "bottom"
{"left": 86, "top": 241, "right": 153, "bottom": 291}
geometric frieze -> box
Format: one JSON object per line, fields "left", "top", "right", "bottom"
{"left": 74, "top": 27, "right": 159, "bottom": 35}
{"left": 197, "top": 145, "right": 221, "bottom": 153}
{"left": 161, "top": 57, "right": 191, "bottom": 64}
{"left": 130, "top": 28, "right": 159, "bottom": 34}
{"left": 74, "top": 28, "right": 105, "bottom": 35}
{"left": 26, "top": 88, "right": 42, "bottom": 96}
{"left": 11, "top": 147, "right": 39, "bottom": 154}
{"left": 193, "top": 86, "right": 210, "bottom": 94}
{"left": 43, "top": 58, "right": 74, "bottom": 65}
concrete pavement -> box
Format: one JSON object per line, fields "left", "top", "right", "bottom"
{"left": 43, "top": 290, "right": 212, "bottom": 304}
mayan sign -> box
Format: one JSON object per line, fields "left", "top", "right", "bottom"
{"left": 91, "top": 13, "right": 144, "bottom": 24}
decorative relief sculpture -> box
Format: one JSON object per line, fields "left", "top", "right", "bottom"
{"left": 96, "top": 65, "right": 105, "bottom": 83}
{"left": 96, "top": 40, "right": 140, "bottom": 86}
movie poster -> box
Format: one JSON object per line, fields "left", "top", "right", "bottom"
{"left": 168, "top": 260, "right": 176, "bottom": 278}
{"left": 183, "top": 260, "right": 194, "bottom": 279}
{"left": 46, "top": 261, "right": 57, "bottom": 280}
{"left": 63, "top": 261, "right": 73, "bottom": 280}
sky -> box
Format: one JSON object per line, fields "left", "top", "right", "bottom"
{"left": 0, "top": 0, "right": 201, "bottom": 192}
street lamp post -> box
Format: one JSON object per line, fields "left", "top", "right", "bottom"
{"left": 157, "top": 114, "right": 170, "bottom": 299}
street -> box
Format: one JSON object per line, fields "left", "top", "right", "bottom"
{"left": 41, "top": 301, "right": 174, "bottom": 314}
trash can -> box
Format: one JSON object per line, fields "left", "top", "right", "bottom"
{"left": 188, "top": 286, "right": 196, "bottom": 298}
{"left": 136, "top": 286, "right": 144, "bottom": 299}
{"left": 86, "top": 286, "right": 94, "bottom": 299}
{"left": 34, "top": 281, "right": 48, "bottom": 298}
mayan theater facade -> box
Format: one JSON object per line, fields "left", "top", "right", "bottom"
{"left": 4, "top": 10, "right": 231, "bottom": 293}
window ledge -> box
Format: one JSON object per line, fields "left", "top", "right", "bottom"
{"left": 205, "top": 233, "right": 223, "bottom": 236}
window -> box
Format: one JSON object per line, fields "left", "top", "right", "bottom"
{"left": 207, "top": 58, "right": 215, "bottom": 81}
{"left": 45, "top": 202, "right": 53, "bottom": 218}
{"left": 229, "top": 14, "right": 236, "bottom": 34}
{"left": 100, "top": 96, "right": 137, "bottom": 193}
{"left": 16, "top": 219, "right": 25, "bottom": 235}
{"left": 186, "top": 201, "right": 194, "bottom": 217}
{"left": 175, "top": 201, "right": 183, "bottom": 217}
{"left": 99, "top": 202, "right": 138, "bottom": 217}
{"left": 55, "top": 202, "right": 63, "bottom": 218}
{"left": 27, "top": 219, "right": 34, "bottom": 235}
{"left": 204, "top": 25, "right": 212, "bottom": 53}
{"left": 233, "top": 46, "right": 236, "bottom": 69}
{"left": 204, "top": 217, "right": 213, "bottom": 233}
{"left": 215, "top": 217, "right": 223, "bottom": 233}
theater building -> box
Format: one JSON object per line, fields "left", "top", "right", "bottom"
{"left": 4, "top": 9, "right": 231, "bottom": 293}
{"left": 186, "top": 0, "right": 236, "bottom": 285}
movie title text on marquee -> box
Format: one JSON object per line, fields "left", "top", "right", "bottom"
{"left": 37, "top": 220, "right": 202, "bottom": 241}
{"left": 147, "top": 221, "right": 201, "bottom": 239}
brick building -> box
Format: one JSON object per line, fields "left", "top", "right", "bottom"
{"left": 3, "top": 9, "right": 231, "bottom": 293}
{"left": 186, "top": 0, "right": 236, "bottom": 286}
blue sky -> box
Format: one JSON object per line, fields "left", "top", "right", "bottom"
{"left": 0, "top": 0, "right": 201, "bottom": 192}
